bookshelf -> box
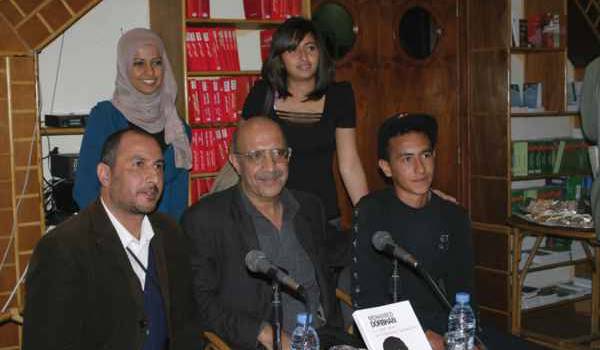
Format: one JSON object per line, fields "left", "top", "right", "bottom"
{"left": 467, "top": 0, "right": 592, "bottom": 341}
{"left": 150, "top": 1, "right": 312, "bottom": 204}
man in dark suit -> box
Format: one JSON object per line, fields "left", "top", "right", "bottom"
{"left": 181, "top": 117, "right": 343, "bottom": 350}
{"left": 23, "top": 128, "right": 199, "bottom": 350}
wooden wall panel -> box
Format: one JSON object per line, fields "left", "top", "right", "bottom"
{"left": 469, "top": 51, "right": 507, "bottom": 114}
{"left": 0, "top": 156, "right": 9, "bottom": 181}
{"left": 470, "top": 177, "right": 508, "bottom": 225}
{"left": 470, "top": 114, "right": 507, "bottom": 177}
{"left": 65, "top": 0, "right": 93, "bottom": 12}
{"left": 18, "top": 16, "right": 51, "bottom": 49}
{"left": 524, "top": 52, "right": 565, "bottom": 112}
{"left": 468, "top": 0, "right": 509, "bottom": 49}
{"left": 0, "top": 1, "right": 24, "bottom": 25}
{"left": 0, "top": 323, "right": 18, "bottom": 348}
{"left": 475, "top": 268, "right": 510, "bottom": 311}
{"left": 16, "top": 0, "right": 45, "bottom": 15}
{"left": 0, "top": 17, "right": 27, "bottom": 55}
{"left": 40, "top": 0, "right": 72, "bottom": 32}
{"left": 473, "top": 228, "right": 510, "bottom": 270}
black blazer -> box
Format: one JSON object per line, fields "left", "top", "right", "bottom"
{"left": 22, "top": 200, "right": 201, "bottom": 350}
{"left": 181, "top": 186, "right": 342, "bottom": 349}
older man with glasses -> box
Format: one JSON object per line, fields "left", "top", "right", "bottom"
{"left": 181, "top": 117, "right": 348, "bottom": 350}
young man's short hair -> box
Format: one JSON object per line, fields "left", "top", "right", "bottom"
{"left": 377, "top": 113, "right": 438, "bottom": 161}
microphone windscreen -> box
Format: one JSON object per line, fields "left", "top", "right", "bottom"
{"left": 245, "top": 250, "right": 268, "bottom": 273}
{"left": 372, "top": 231, "right": 393, "bottom": 251}
{"left": 382, "top": 336, "right": 408, "bottom": 350}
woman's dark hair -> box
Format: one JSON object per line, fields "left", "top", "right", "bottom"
{"left": 261, "top": 17, "right": 335, "bottom": 102}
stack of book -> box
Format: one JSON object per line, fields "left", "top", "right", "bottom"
{"left": 187, "top": 76, "right": 259, "bottom": 124}
{"left": 512, "top": 12, "right": 560, "bottom": 49}
{"left": 186, "top": 28, "right": 274, "bottom": 71}
{"left": 186, "top": 0, "right": 210, "bottom": 18}
{"left": 510, "top": 82, "right": 543, "bottom": 112}
{"left": 243, "top": 0, "right": 303, "bottom": 19}
{"left": 191, "top": 127, "right": 236, "bottom": 174}
{"left": 522, "top": 279, "right": 591, "bottom": 310}
{"left": 186, "top": 27, "right": 241, "bottom": 71}
{"left": 511, "top": 138, "right": 591, "bottom": 177}
{"left": 191, "top": 177, "right": 216, "bottom": 203}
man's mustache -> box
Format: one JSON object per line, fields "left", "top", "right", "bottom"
{"left": 255, "top": 169, "right": 284, "bottom": 181}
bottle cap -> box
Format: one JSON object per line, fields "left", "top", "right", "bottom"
{"left": 455, "top": 292, "right": 470, "bottom": 304}
{"left": 296, "top": 312, "right": 312, "bottom": 325}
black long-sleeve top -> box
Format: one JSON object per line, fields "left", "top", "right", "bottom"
{"left": 351, "top": 188, "right": 476, "bottom": 334}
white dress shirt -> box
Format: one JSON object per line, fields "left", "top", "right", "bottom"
{"left": 101, "top": 199, "right": 155, "bottom": 290}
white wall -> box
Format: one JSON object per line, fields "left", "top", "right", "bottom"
{"left": 39, "top": 0, "right": 149, "bottom": 177}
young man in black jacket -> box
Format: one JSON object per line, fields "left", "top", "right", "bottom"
{"left": 352, "top": 114, "right": 539, "bottom": 350}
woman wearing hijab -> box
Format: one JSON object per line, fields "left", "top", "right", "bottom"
{"left": 74, "top": 28, "right": 192, "bottom": 220}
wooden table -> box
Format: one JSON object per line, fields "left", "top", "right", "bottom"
{"left": 507, "top": 216, "right": 600, "bottom": 349}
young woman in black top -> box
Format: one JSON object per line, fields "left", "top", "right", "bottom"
{"left": 242, "top": 17, "right": 368, "bottom": 221}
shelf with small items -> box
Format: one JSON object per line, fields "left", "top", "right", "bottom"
{"left": 511, "top": 173, "right": 591, "bottom": 181}
{"left": 187, "top": 70, "right": 261, "bottom": 77}
{"left": 510, "top": 111, "right": 579, "bottom": 118}
{"left": 186, "top": 18, "right": 285, "bottom": 29}
{"left": 510, "top": 47, "right": 565, "bottom": 54}
{"left": 40, "top": 127, "right": 85, "bottom": 136}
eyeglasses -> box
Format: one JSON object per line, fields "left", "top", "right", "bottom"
{"left": 234, "top": 148, "right": 292, "bottom": 164}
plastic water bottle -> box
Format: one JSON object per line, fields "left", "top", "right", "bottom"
{"left": 290, "top": 312, "right": 319, "bottom": 350}
{"left": 446, "top": 292, "right": 476, "bottom": 350}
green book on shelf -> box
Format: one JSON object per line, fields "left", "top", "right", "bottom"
{"left": 512, "top": 141, "right": 528, "bottom": 176}
{"left": 553, "top": 140, "right": 566, "bottom": 174}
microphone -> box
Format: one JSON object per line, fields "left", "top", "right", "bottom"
{"left": 383, "top": 336, "right": 408, "bottom": 350}
{"left": 371, "top": 231, "right": 419, "bottom": 268}
{"left": 245, "top": 250, "right": 306, "bottom": 298}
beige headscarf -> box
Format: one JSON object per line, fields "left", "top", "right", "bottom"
{"left": 112, "top": 28, "right": 192, "bottom": 169}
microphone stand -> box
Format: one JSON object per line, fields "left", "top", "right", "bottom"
{"left": 271, "top": 282, "right": 283, "bottom": 350}
{"left": 392, "top": 259, "right": 400, "bottom": 303}
{"left": 414, "top": 265, "right": 488, "bottom": 350}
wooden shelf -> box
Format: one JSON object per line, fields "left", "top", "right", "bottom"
{"left": 510, "top": 47, "right": 566, "bottom": 54}
{"left": 522, "top": 294, "right": 591, "bottom": 314}
{"left": 526, "top": 258, "right": 592, "bottom": 273}
{"left": 191, "top": 172, "right": 219, "bottom": 179}
{"left": 40, "top": 127, "right": 84, "bottom": 136}
{"left": 510, "top": 111, "right": 579, "bottom": 117}
{"left": 191, "top": 122, "right": 238, "bottom": 128}
{"left": 511, "top": 174, "right": 591, "bottom": 181}
{"left": 187, "top": 70, "right": 261, "bottom": 77}
{"left": 186, "top": 18, "right": 285, "bottom": 29}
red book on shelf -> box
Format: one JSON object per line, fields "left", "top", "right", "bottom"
{"left": 231, "top": 28, "right": 240, "bottom": 70}
{"left": 194, "top": 30, "right": 208, "bottom": 71}
{"left": 260, "top": 29, "right": 275, "bottom": 62}
{"left": 186, "top": 0, "right": 198, "bottom": 18}
{"left": 221, "top": 78, "right": 233, "bottom": 122}
{"left": 225, "top": 28, "right": 240, "bottom": 71}
{"left": 200, "top": 79, "right": 212, "bottom": 123}
{"left": 211, "top": 79, "right": 223, "bottom": 122}
{"left": 214, "top": 128, "right": 227, "bottom": 169}
{"left": 527, "top": 14, "right": 543, "bottom": 48}
{"left": 271, "top": 0, "right": 282, "bottom": 19}
{"left": 262, "top": 0, "right": 273, "bottom": 19}
{"left": 228, "top": 78, "right": 239, "bottom": 121}
{"left": 208, "top": 129, "right": 218, "bottom": 172}
{"left": 186, "top": 30, "right": 199, "bottom": 71}
{"left": 243, "top": 0, "right": 263, "bottom": 19}
{"left": 187, "top": 79, "right": 201, "bottom": 124}
{"left": 199, "top": 28, "right": 216, "bottom": 71}
{"left": 290, "top": 0, "right": 301, "bottom": 16}
{"left": 234, "top": 77, "right": 249, "bottom": 119}
{"left": 215, "top": 28, "right": 229, "bottom": 71}
{"left": 199, "top": 0, "right": 210, "bottom": 18}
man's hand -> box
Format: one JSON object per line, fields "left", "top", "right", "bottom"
{"left": 425, "top": 330, "right": 445, "bottom": 350}
{"left": 258, "top": 324, "right": 291, "bottom": 350}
